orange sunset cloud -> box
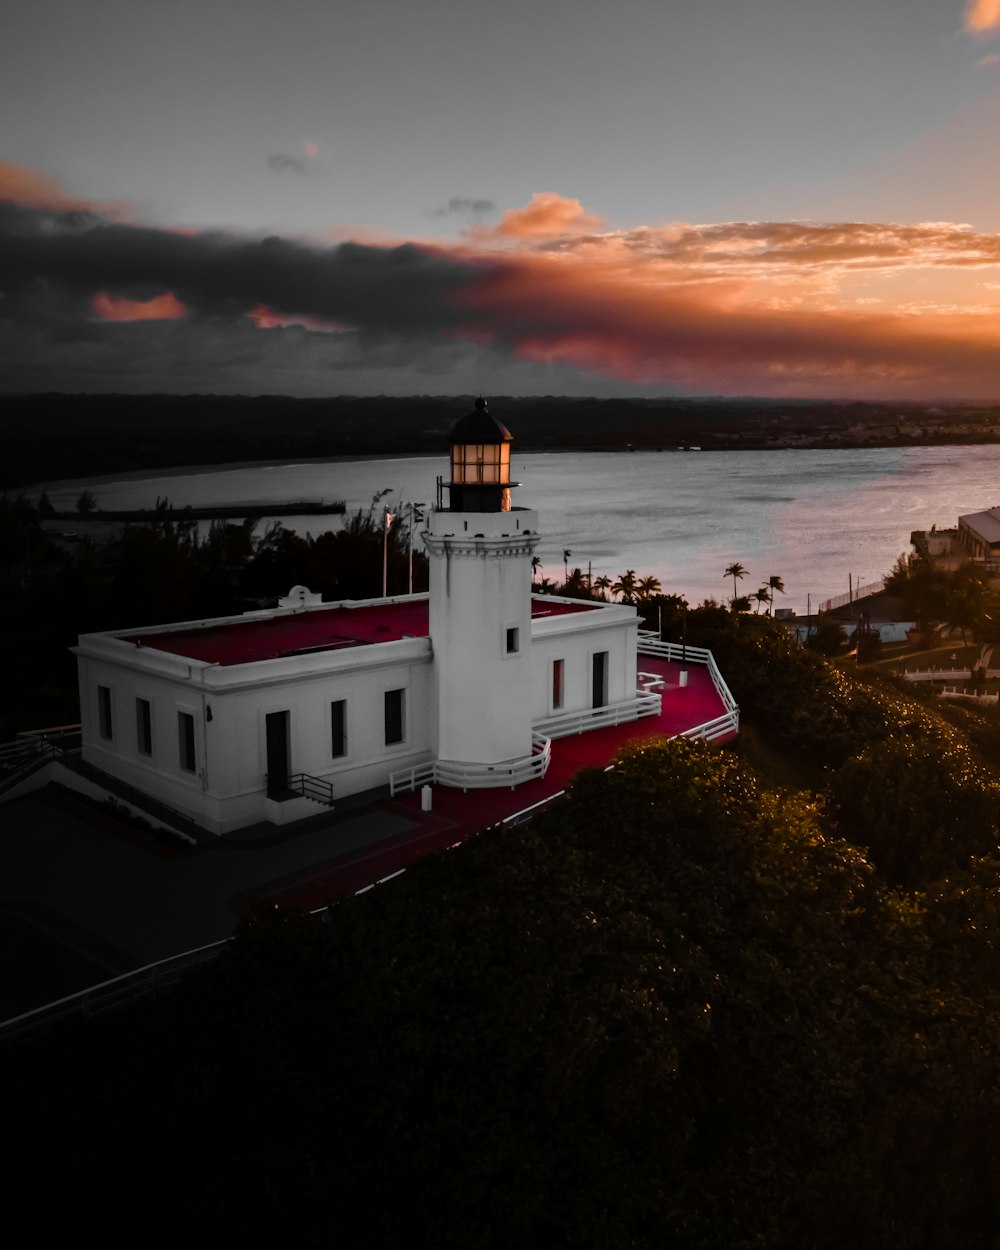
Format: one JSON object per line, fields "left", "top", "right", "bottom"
{"left": 92, "top": 291, "right": 187, "bottom": 321}
{"left": 965, "top": 0, "right": 1000, "bottom": 34}
{"left": 491, "top": 192, "right": 605, "bottom": 239}
{"left": 0, "top": 160, "right": 131, "bottom": 221}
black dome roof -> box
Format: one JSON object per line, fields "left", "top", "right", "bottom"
{"left": 449, "top": 397, "right": 513, "bottom": 445}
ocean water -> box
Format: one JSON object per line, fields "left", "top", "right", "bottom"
{"left": 41, "top": 445, "right": 1000, "bottom": 615}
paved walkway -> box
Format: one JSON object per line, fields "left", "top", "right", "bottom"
{"left": 0, "top": 657, "right": 733, "bottom": 1013}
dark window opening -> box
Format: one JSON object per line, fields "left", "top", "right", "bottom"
{"left": 385, "top": 688, "right": 405, "bottom": 746}
{"left": 136, "top": 698, "right": 152, "bottom": 756}
{"left": 592, "top": 651, "right": 609, "bottom": 709}
{"left": 98, "top": 685, "right": 113, "bottom": 741}
{"left": 505, "top": 626, "right": 520, "bottom": 655}
{"left": 552, "top": 659, "right": 565, "bottom": 710}
{"left": 178, "top": 711, "right": 196, "bottom": 773}
{"left": 331, "top": 700, "right": 347, "bottom": 758}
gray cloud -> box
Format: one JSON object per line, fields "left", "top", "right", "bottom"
{"left": 0, "top": 202, "right": 490, "bottom": 335}
{"left": 431, "top": 196, "right": 496, "bottom": 219}
{"left": 267, "top": 153, "right": 307, "bottom": 176}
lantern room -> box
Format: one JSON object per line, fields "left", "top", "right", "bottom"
{"left": 447, "top": 397, "right": 516, "bottom": 513}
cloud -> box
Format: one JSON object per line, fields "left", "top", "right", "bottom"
{"left": 491, "top": 192, "right": 605, "bottom": 238}
{"left": 965, "top": 0, "right": 1000, "bottom": 34}
{"left": 3, "top": 170, "right": 1000, "bottom": 399}
{"left": 978, "top": 52, "right": 1000, "bottom": 65}
{"left": 267, "top": 153, "right": 307, "bottom": 176}
{"left": 431, "top": 196, "right": 496, "bottom": 219}
{"left": 93, "top": 291, "right": 186, "bottom": 321}
{"left": 0, "top": 160, "right": 131, "bottom": 221}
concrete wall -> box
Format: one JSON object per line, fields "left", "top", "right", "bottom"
{"left": 529, "top": 599, "right": 639, "bottom": 722}
{"left": 426, "top": 509, "right": 540, "bottom": 764}
{"left": 76, "top": 629, "right": 434, "bottom": 834}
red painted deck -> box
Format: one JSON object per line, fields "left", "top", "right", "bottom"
{"left": 125, "top": 597, "right": 598, "bottom": 666}
{"left": 263, "top": 656, "right": 735, "bottom": 911}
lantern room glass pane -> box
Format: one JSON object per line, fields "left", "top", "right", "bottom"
{"left": 451, "top": 441, "right": 509, "bottom": 485}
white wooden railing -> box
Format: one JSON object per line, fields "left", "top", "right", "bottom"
{"left": 940, "top": 688, "right": 999, "bottom": 704}
{"left": 534, "top": 690, "right": 662, "bottom": 740}
{"left": 389, "top": 731, "right": 551, "bottom": 796}
{"left": 637, "top": 634, "right": 740, "bottom": 741}
{"left": 902, "top": 667, "right": 973, "bottom": 683}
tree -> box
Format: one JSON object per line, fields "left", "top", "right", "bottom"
{"left": 531, "top": 554, "right": 542, "bottom": 584}
{"left": 753, "top": 586, "right": 771, "bottom": 614}
{"left": 635, "top": 574, "right": 662, "bottom": 601}
{"left": 611, "top": 568, "right": 637, "bottom": 603}
{"left": 944, "top": 563, "right": 992, "bottom": 648}
{"left": 75, "top": 489, "right": 98, "bottom": 517}
{"left": 807, "top": 613, "right": 847, "bottom": 655}
{"left": 766, "top": 574, "right": 786, "bottom": 616}
{"left": 884, "top": 551, "right": 947, "bottom": 632}
{"left": 37, "top": 491, "right": 55, "bottom": 517}
{"left": 730, "top": 594, "right": 752, "bottom": 615}
{"left": 724, "top": 561, "right": 747, "bottom": 605}
{"left": 563, "top": 548, "right": 571, "bottom": 583}
{"left": 593, "top": 574, "right": 612, "bottom": 601}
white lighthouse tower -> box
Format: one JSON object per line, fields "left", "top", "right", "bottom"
{"left": 423, "top": 399, "right": 540, "bottom": 768}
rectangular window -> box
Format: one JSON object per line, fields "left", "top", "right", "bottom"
{"left": 505, "top": 626, "right": 520, "bottom": 655}
{"left": 331, "top": 699, "right": 347, "bottom": 758}
{"left": 384, "top": 688, "right": 405, "bottom": 747}
{"left": 178, "top": 711, "right": 196, "bottom": 773}
{"left": 592, "top": 651, "right": 609, "bottom": 709}
{"left": 552, "top": 659, "right": 565, "bottom": 710}
{"left": 136, "top": 698, "right": 152, "bottom": 756}
{"left": 97, "top": 685, "right": 113, "bottom": 741}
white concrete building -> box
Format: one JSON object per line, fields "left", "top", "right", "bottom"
{"left": 73, "top": 401, "right": 658, "bottom": 835}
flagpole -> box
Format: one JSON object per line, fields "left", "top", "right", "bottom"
{"left": 383, "top": 508, "right": 389, "bottom": 597}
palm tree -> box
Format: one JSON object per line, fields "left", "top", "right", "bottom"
{"left": 611, "top": 569, "right": 638, "bottom": 604}
{"left": 636, "top": 574, "right": 662, "bottom": 602}
{"left": 593, "top": 574, "right": 612, "bottom": 601}
{"left": 531, "top": 554, "right": 542, "bottom": 585}
{"left": 724, "top": 562, "right": 747, "bottom": 604}
{"left": 766, "top": 575, "right": 786, "bottom": 617}
{"left": 753, "top": 587, "right": 771, "bottom": 614}
{"left": 563, "top": 548, "right": 572, "bottom": 583}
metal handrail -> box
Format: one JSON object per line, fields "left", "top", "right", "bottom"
{"left": 285, "top": 773, "right": 335, "bottom": 806}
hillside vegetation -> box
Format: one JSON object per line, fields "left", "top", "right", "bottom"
{"left": 5, "top": 615, "right": 1000, "bottom": 1247}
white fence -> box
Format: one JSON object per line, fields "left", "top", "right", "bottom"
{"left": 818, "top": 580, "right": 885, "bottom": 613}
{"left": 390, "top": 731, "right": 552, "bottom": 797}
{"left": 636, "top": 634, "right": 740, "bottom": 742}
{"left": 903, "top": 667, "right": 975, "bottom": 683}
{"left": 534, "top": 690, "right": 662, "bottom": 741}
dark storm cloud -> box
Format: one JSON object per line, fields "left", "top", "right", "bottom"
{"left": 267, "top": 153, "right": 307, "bottom": 176}
{"left": 0, "top": 202, "right": 489, "bottom": 333}
{"left": 431, "top": 196, "right": 496, "bottom": 219}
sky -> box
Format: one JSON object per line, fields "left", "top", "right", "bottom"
{"left": 4, "top": 0, "right": 1000, "bottom": 399}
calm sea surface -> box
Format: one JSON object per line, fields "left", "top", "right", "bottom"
{"left": 42, "top": 446, "right": 1000, "bottom": 615}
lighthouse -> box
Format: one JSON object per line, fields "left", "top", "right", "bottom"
{"left": 423, "top": 399, "right": 540, "bottom": 767}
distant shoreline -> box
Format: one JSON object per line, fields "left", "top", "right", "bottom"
{"left": 24, "top": 435, "right": 1000, "bottom": 495}
{"left": 7, "top": 392, "right": 1000, "bottom": 493}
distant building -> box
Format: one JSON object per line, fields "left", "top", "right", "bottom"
{"left": 958, "top": 508, "right": 1000, "bottom": 564}
{"left": 73, "top": 401, "right": 672, "bottom": 835}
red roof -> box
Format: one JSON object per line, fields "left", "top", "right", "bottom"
{"left": 124, "top": 597, "right": 599, "bottom": 667}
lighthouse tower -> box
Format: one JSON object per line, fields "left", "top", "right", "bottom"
{"left": 424, "top": 399, "right": 540, "bottom": 767}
